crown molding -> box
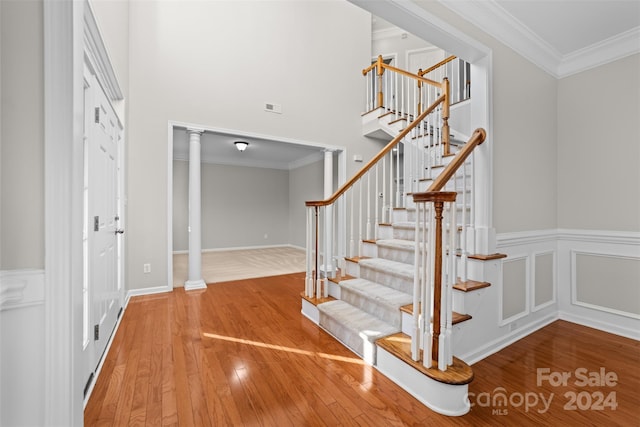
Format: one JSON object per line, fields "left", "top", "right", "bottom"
{"left": 558, "top": 26, "right": 640, "bottom": 78}
{"left": 373, "top": 26, "right": 406, "bottom": 41}
{"left": 438, "top": 0, "right": 640, "bottom": 78}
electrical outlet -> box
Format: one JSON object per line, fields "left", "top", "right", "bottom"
{"left": 143, "top": 263, "right": 151, "bottom": 274}
{"left": 264, "top": 233, "right": 268, "bottom": 240}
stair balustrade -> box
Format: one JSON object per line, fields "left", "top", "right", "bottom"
{"left": 305, "top": 56, "right": 486, "bottom": 374}
{"left": 419, "top": 55, "right": 471, "bottom": 105}
{"left": 411, "top": 128, "right": 486, "bottom": 371}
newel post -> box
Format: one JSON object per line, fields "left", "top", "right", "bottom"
{"left": 413, "top": 191, "right": 457, "bottom": 368}
{"left": 417, "top": 69, "right": 423, "bottom": 115}
{"left": 376, "top": 55, "right": 384, "bottom": 109}
{"left": 442, "top": 77, "right": 450, "bottom": 156}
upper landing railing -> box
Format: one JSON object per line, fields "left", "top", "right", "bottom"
{"left": 362, "top": 55, "right": 451, "bottom": 155}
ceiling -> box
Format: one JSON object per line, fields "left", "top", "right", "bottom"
{"left": 439, "top": 0, "right": 640, "bottom": 77}
{"left": 172, "top": 127, "right": 325, "bottom": 170}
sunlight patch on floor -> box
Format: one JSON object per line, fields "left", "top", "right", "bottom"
{"left": 203, "top": 332, "right": 366, "bottom": 365}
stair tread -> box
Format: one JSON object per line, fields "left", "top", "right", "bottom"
{"left": 328, "top": 271, "right": 355, "bottom": 284}
{"left": 300, "top": 292, "right": 336, "bottom": 306}
{"left": 358, "top": 258, "right": 414, "bottom": 279}
{"left": 453, "top": 279, "right": 491, "bottom": 292}
{"left": 375, "top": 238, "right": 415, "bottom": 250}
{"left": 376, "top": 333, "right": 474, "bottom": 385}
{"left": 345, "top": 256, "right": 371, "bottom": 263}
{"left": 318, "top": 300, "right": 399, "bottom": 341}
{"left": 340, "top": 278, "right": 413, "bottom": 307}
{"left": 399, "top": 304, "right": 472, "bottom": 325}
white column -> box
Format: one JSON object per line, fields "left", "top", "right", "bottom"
{"left": 323, "top": 149, "right": 334, "bottom": 279}
{"left": 185, "top": 128, "right": 206, "bottom": 290}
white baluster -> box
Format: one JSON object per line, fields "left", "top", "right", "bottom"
{"left": 447, "top": 200, "right": 456, "bottom": 366}
{"left": 460, "top": 159, "right": 468, "bottom": 282}
{"left": 366, "top": 71, "right": 371, "bottom": 111}
{"left": 349, "top": 189, "right": 355, "bottom": 258}
{"left": 358, "top": 179, "right": 363, "bottom": 256}
{"left": 374, "top": 165, "right": 379, "bottom": 240}
{"left": 423, "top": 202, "right": 434, "bottom": 369}
{"left": 394, "top": 72, "right": 399, "bottom": 119}
{"left": 412, "top": 199, "right": 422, "bottom": 361}
{"left": 366, "top": 173, "right": 371, "bottom": 240}
{"left": 306, "top": 207, "right": 313, "bottom": 297}
{"left": 396, "top": 145, "right": 402, "bottom": 207}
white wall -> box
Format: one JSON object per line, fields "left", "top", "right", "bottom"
{"left": 125, "top": 0, "right": 372, "bottom": 291}
{"left": 372, "top": 27, "right": 439, "bottom": 72}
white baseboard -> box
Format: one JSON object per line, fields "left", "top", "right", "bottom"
{"left": 461, "top": 313, "right": 559, "bottom": 365}
{"left": 558, "top": 311, "right": 640, "bottom": 341}
{"left": 172, "top": 243, "right": 305, "bottom": 255}
{"left": 125, "top": 285, "right": 172, "bottom": 307}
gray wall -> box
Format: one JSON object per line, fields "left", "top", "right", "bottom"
{"left": 558, "top": 54, "right": 640, "bottom": 232}
{"left": 289, "top": 159, "right": 325, "bottom": 248}
{"left": 173, "top": 160, "right": 292, "bottom": 251}
{"left": 0, "top": 0, "right": 44, "bottom": 269}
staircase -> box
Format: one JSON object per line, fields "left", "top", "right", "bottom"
{"left": 301, "top": 57, "right": 497, "bottom": 416}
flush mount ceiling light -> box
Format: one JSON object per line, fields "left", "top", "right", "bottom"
{"left": 234, "top": 141, "right": 249, "bottom": 152}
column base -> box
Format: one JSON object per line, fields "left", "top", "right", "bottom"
{"left": 184, "top": 278, "right": 207, "bottom": 291}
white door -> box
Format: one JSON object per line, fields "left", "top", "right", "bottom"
{"left": 82, "top": 71, "right": 124, "bottom": 396}
{"left": 407, "top": 48, "right": 445, "bottom": 76}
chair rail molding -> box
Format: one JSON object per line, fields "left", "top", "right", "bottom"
{"left": 0, "top": 269, "right": 45, "bottom": 311}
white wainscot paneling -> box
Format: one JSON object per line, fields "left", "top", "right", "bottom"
{"left": 496, "top": 230, "right": 559, "bottom": 328}
{"left": 0, "top": 269, "right": 46, "bottom": 427}
{"left": 557, "top": 230, "right": 640, "bottom": 340}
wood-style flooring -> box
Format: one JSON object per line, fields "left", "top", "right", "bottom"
{"left": 85, "top": 272, "right": 640, "bottom": 426}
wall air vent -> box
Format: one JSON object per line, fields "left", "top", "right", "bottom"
{"left": 264, "top": 102, "right": 282, "bottom": 114}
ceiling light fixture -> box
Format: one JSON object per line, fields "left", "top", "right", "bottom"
{"left": 234, "top": 141, "right": 249, "bottom": 152}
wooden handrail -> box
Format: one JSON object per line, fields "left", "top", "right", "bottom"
{"left": 418, "top": 55, "right": 457, "bottom": 77}
{"left": 424, "top": 128, "right": 486, "bottom": 192}
{"left": 305, "top": 94, "right": 446, "bottom": 207}
{"left": 362, "top": 56, "right": 443, "bottom": 89}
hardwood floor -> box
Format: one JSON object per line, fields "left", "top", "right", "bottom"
{"left": 85, "top": 272, "right": 640, "bottom": 426}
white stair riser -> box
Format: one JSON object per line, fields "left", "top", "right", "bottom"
{"left": 378, "top": 245, "right": 415, "bottom": 265}
{"left": 359, "top": 265, "right": 413, "bottom": 295}
{"left": 341, "top": 288, "right": 404, "bottom": 329}
{"left": 361, "top": 241, "right": 378, "bottom": 258}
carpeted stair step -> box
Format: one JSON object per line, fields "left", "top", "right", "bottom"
{"left": 318, "top": 300, "right": 399, "bottom": 364}
{"left": 376, "top": 239, "right": 418, "bottom": 264}
{"left": 340, "top": 278, "right": 413, "bottom": 329}
{"left": 359, "top": 258, "right": 414, "bottom": 295}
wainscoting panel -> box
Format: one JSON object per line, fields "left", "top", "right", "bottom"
{"left": 557, "top": 230, "right": 640, "bottom": 340}
{"left": 533, "top": 251, "right": 555, "bottom": 310}
{"left": 572, "top": 251, "right": 640, "bottom": 319}
{"left": 0, "top": 269, "right": 46, "bottom": 427}
{"left": 500, "top": 256, "right": 529, "bottom": 324}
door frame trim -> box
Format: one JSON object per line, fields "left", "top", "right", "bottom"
{"left": 166, "top": 121, "right": 346, "bottom": 290}
{"left": 44, "top": 1, "right": 124, "bottom": 423}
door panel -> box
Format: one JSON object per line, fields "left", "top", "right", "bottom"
{"left": 83, "top": 72, "right": 123, "bottom": 394}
